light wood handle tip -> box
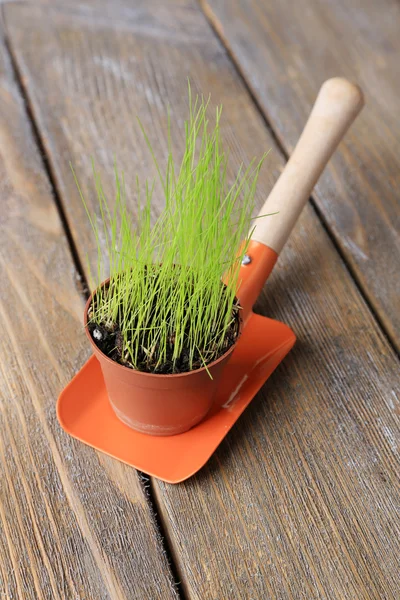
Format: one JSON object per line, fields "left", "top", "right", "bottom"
{"left": 317, "top": 77, "right": 364, "bottom": 116}
{"left": 321, "top": 77, "right": 364, "bottom": 105}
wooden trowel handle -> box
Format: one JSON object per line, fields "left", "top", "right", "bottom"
{"left": 251, "top": 77, "right": 364, "bottom": 253}
{"left": 237, "top": 78, "right": 364, "bottom": 318}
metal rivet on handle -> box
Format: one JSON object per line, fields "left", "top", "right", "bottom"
{"left": 241, "top": 254, "right": 252, "bottom": 265}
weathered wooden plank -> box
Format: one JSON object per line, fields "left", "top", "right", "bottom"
{"left": 0, "top": 26, "right": 177, "bottom": 600}
{"left": 4, "top": 2, "right": 399, "bottom": 599}
{"left": 201, "top": 0, "right": 400, "bottom": 352}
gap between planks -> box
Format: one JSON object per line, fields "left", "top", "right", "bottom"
{"left": 1, "top": 4, "right": 89, "bottom": 299}
{"left": 0, "top": 11, "right": 187, "bottom": 599}
{"left": 198, "top": 0, "right": 400, "bottom": 360}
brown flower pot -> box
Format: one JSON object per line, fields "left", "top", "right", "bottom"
{"left": 84, "top": 289, "right": 239, "bottom": 436}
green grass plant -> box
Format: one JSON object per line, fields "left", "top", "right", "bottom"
{"left": 75, "top": 89, "right": 268, "bottom": 375}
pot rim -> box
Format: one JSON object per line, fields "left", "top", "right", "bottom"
{"left": 83, "top": 278, "right": 242, "bottom": 380}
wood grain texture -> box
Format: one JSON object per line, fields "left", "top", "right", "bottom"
{"left": 201, "top": 0, "right": 400, "bottom": 352}
{"left": 4, "top": 1, "right": 400, "bottom": 599}
{"left": 0, "top": 26, "right": 177, "bottom": 600}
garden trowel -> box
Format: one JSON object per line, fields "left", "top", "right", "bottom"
{"left": 58, "top": 78, "right": 364, "bottom": 482}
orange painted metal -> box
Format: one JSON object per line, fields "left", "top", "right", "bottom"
{"left": 57, "top": 241, "right": 296, "bottom": 482}
{"left": 236, "top": 241, "right": 278, "bottom": 321}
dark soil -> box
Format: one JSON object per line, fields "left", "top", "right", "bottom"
{"left": 87, "top": 293, "right": 241, "bottom": 375}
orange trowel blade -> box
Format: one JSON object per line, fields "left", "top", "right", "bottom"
{"left": 57, "top": 311, "right": 295, "bottom": 483}
{"left": 58, "top": 241, "right": 295, "bottom": 482}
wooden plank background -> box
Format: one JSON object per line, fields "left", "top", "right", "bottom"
{"left": 202, "top": 0, "right": 400, "bottom": 352}
{"left": 3, "top": 1, "right": 399, "bottom": 599}
{"left": 0, "top": 18, "right": 178, "bottom": 600}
